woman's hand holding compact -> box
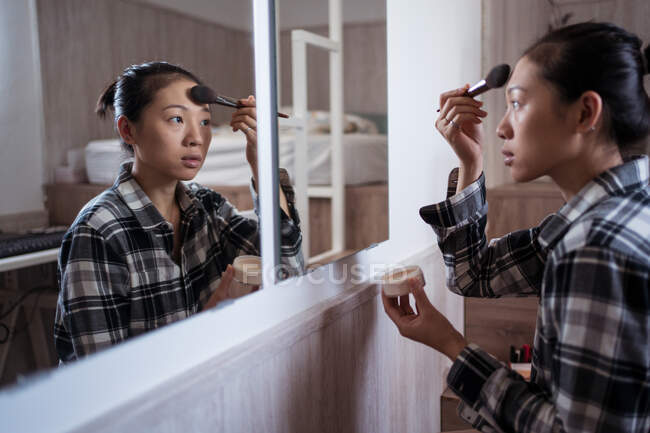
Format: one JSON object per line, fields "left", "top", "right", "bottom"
{"left": 203, "top": 265, "right": 237, "bottom": 310}
{"left": 382, "top": 277, "right": 467, "bottom": 362}
{"left": 436, "top": 84, "right": 487, "bottom": 190}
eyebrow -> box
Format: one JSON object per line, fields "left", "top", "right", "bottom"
{"left": 163, "top": 104, "right": 210, "bottom": 113}
{"left": 507, "top": 85, "right": 526, "bottom": 94}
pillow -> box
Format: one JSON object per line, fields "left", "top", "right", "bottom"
{"left": 279, "top": 107, "right": 380, "bottom": 134}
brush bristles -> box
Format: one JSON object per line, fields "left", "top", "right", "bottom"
{"left": 485, "top": 64, "right": 511, "bottom": 89}
{"left": 190, "top": 85, "right": 219, "bottom": 104}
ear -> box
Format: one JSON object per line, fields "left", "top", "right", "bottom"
{"left": 575, "top": 90, "right": 603, "bottom": 134}
{"left": 117, "top": 115, "right": 137, "bottom": 145}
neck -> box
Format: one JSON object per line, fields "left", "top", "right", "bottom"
{"left": 132, "top": 159, "right": 179, "bottom": 221}
{"left": 549, "top": 142, "right": 623, "bottom": 201}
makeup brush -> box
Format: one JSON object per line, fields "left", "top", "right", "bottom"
{"left": 190, "top": 85, "right": 290, "bottom": 118}
{"left": 437, "top": 63, "right": 511, "bottom": 111}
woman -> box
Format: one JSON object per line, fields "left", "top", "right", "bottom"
{"left": 383, "top": 23, "right": 650, "bottom": 432}
{"left": 54, "top": 62, "right": 303, "bottom": 363}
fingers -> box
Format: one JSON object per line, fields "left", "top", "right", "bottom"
{"left": 399, "top": 294, "right": 415, "bottom": 316}
{"left": 436, "top": 88, "right": 485, "bottom": 136}
{"left": 440, "top": 102, "right": 487, "bottom": 124}
{"left": 232, "top": 107, "right": 257, "bottom": 118}
{"left": 409, "top": 277, "right": 433, "bottom": 314}
{"left": 205, "top": 265, "right": 235, "bottom": 308}
{"left": 220, "top": 265, "right": 235, "bottom": 289}
{"left": 238, "top": 95, "right": 256, "bottom": 107}
{"left": 381, "top": 291, "right": 404, "bottom": 325}
{"left": 436, "top": 113, "right": 483, "bottom": 139}
{"left": 231, "top": 119, "right": 257, "bottom": 134}
{"left": 231, "top": 117, "right": 257, "bottom": 137}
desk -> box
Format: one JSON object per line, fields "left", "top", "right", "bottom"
{"left": 0, "top": 250, "right": 59, "bottom": 384}
{"left": 0, "top": 248, "right": 59, "bottom": 273}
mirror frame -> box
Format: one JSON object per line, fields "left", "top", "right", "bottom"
{"left": 254, "top": 0, "right": 282, "bottom": 286}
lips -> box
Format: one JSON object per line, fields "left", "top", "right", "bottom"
{"left": 181, "top": 154, "right": 202, "bottom": 168}
{"left": 502, "top": 150, "right": 515, "bottom": 166}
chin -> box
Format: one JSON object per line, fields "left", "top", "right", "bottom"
{"left": 179, "top": 173, "right": 198, "bottom": 182}
{"left": 510, "top": 167, "right": 540, "bottom": 183}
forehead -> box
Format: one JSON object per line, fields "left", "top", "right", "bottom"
{"left": 507, "top": 57, "right": 539, "bottom": 93}
{"left": 151, "top": 78, "right": 206, "bottom": 109}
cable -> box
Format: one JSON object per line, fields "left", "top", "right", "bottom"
{"left": 12, "top": 288, "right": 48, "bottom": 338}
{"left": 0, "top": 286, "right": 49, "bottom": 321}
{"left": 0, "top": 323, "right": 8, "bottom": 344}
{"left": 0, "top": 286, "right": 53, "bottom": 345}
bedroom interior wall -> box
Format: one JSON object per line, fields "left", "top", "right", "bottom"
{"left": 36, "top": 0, "right": 255, "bottom": 183}
{"left": 0, "top": 0, "right": 46, "bottom": 221}
{"left": 481, "top": 0, "right": 650, "bottom": 188}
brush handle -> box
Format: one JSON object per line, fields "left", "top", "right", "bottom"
{"left": 216, "top": 95, "right": 289, "bottom": 118}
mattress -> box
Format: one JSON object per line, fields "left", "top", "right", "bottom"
{"left": 85, "top": 129, "right": 387, "bottom": 187}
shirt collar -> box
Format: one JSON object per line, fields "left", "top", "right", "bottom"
{"left": 113, "top": 162, "right": 199, "bottom": 230}
{"left": 538, "top": 155, "right": 649, "bottom": 250}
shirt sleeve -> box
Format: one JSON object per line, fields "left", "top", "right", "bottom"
{"left": 249, "top": 168, "right": 305, "bottom": 278}
{"left": 54, "top": 223, "right": 130, "bottom": 363}
{"left": 418, "top": 168, "right": 548, "bottom": 297}
{"left": 447, "top": 245, "right": 650, "bottom": 433}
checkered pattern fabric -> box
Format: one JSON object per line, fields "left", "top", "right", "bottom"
{"left": 54, "top": 162, "right": 303, "bottom": 363}
{"left": 420, "top": 156, "right": 650, "bottom": 432}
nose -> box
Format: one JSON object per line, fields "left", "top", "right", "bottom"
{"left": 183, "top": 122, "right": 203, "bottom": 147}
{"left": 496, "top": 113, "right": 513, "bottom": 141}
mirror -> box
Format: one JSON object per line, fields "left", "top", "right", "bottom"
{"left": 273, "top": 0, "right": 389, "bottom": 272}
{"left": 0, "top": 0, "right": 291, "bottom": 387}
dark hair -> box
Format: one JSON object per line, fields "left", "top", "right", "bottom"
{"left": 96, "top": 61, "right": 204, "bottom": 154}
{"left": 523, "top": 22, "right": 650, "bottom": 149}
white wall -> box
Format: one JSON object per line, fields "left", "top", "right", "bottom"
{"left": 0, "top": 2, "right": 481, "bottom": 431}
{"left": 387, "top": 0, "right": 482, "bottom": 258}
{"left": 0, "top": 0, "right": 45, "bottom": 216}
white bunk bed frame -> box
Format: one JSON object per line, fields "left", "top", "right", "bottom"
{"left": 284, "top": 0, "right": 345, "bottom": 265}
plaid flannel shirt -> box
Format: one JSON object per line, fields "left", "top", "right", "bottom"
{"left": 420, "top": 156, "right": 650, "bottom": 433}
{"left": 54, "top": 162, "right": 303, "bottom": 363}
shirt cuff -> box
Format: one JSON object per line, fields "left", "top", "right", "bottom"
{"left": 447, "top": 343, "right": 503, "bottom": 409}
{"left": 250, "top": 168, "right": 301, "bottom": 226}
{"left": 419, "top": 169, "right": 486, "bottom": 228}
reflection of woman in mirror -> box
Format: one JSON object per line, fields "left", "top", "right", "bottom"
{"left": 384, "top": 23, "right": 649, "bottom": 431}
{"left": 54, "top": 62, "right": 303, "bottom": 363}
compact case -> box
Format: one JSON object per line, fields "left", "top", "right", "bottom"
{"left": 380, "top": 265, "right": 425, "bottom": 297}
{"left": 229, "top": 255, "right": 262, "bottom": 298}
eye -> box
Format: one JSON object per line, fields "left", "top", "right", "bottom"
{"left": 170, "top": 116, "right": 183, "bottom": 124}
{"left": 511, "top": 100, "right": 521, "bottom": 110}
{"left": 200, "top": 119, "right": 211, "bottom": 127}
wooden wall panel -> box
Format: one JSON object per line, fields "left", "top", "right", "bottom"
{"left": 309, "top": 183, "right": 388, "bottom": 256}
{"left": 279, "top": 22, "right": 387, "bottom": 114}
{"left": 36, "top": 0, "right": 254, "bottom": 181}
{"left": 485, "top": 182, "right": 565, "bottom": 239}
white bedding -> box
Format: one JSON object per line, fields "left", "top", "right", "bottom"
{"left": 85, "top": 129, "right": 387, "bottom": 187}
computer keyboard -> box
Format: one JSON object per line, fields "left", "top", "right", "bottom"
{"left": 0, "top": 231, "right": 66, "bottom": 259}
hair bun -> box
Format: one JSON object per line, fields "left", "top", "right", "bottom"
{"left": 95, "top": 80, "right": 118, "bottom": 118}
